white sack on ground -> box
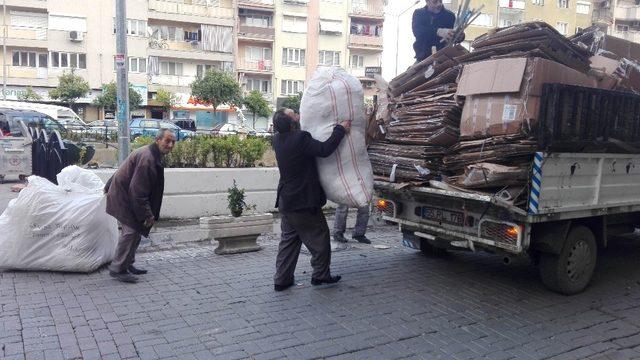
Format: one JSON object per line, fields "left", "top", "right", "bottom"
{"left": 0, "top": 166, "right": 118, "bottom": 272}
{"left": 300, "top": 67, "right": 374, "bottom": 208}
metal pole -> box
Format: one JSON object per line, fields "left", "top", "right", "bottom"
{"left": 115, "top": 0, "right": 130, "bottom": 164}
{"left": 3, "top": 1, "right": 7, "bottom": 100}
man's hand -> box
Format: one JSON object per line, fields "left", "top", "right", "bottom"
{"left": 339, "top": 120, "right": 351, "bottom": 133}
{"left": 143, "top": 217, "right": 155, "bottom": 228}
{"left": 437, "top": 28, "right": 455, "bottom": 43}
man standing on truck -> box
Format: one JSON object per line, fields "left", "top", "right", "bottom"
{"left": 412, "top": 0, "right": 461, "bottom": 62}
{"left": 272, "top": 108, "right": 351, "bottom": 292}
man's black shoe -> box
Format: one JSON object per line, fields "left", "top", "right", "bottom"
{"left": 274, "top": 282, "right": 295, "bottom": 292}
{"left": 311, "top": 275, "right": 342, "bottom": 286}
{"left": 109, "top": 271, "right": 138, "bottom": 283}
{"left": 128, "top": 265, "right": 147, "bottom": 275}
{"left": 353, "top": 235, "right": 371, "bottom": 244}
{"left": 333, "top": 233, "right": 348, "bottom": 243}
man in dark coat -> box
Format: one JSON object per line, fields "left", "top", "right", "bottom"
{"left": 412, "top": 0, "right": 459, "bottom": 62}
{"left": 105, "top": 129, "right": 176, "bottom": 283}
{"left": 272, "top": 108, "right": 351, "bottom": 291}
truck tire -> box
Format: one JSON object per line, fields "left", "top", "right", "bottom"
{"left": 538, "top": 225, "right": 597, "bottom": 295}
{"left": 420, "top": 239, "right": 448, "bottom": 256}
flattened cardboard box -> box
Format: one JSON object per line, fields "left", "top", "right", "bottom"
{"left": 456, "top": 57, "right": 597, "bottom": 139}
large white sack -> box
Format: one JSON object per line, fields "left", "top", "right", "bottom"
{"left": 0, "top": 166, "right": 118, "bottom": 273}
{"left": 300, "top": 67, "right": 374, "bottom": 208}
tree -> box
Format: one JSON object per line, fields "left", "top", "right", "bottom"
{"left": 49, "top": 71, "right": 90, "bottom": 106}
{"left": 281, "top": 92, "right": 302, "bottom": 114}
{"left": 93, "top": 81, "right": 143, "bottom": 112}
{"left": 190, "top": 69, "right": 242, "bottom": 113}
{"left": 155, "top": 89, "right": 179, "bottom": 118}
{"left": 243, "top": 91, "right": 271, "bottom": 129}
{"left": 18, "top": 87, "right": 43, "bottom": 102}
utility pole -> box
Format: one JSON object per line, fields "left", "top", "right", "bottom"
{"left": 3, "top": 1, "right": 7, "bottom": 100}
{"left": 115, "top": 0, "right": 130, "bottom": 164}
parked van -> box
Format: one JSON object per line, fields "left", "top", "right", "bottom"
{"left": 0, "top": 108, "right": 67, "bottom": 137}
{"left": 0, "top": 101, "right": 86, "bottom": 129}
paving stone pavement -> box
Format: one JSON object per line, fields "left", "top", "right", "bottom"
{"left": 2, "top": 225, "right": 640, "bottom": 360}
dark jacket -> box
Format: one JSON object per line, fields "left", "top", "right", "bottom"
{"left": 273, "top": 125, "right": 346, "bottom": 212}
{"left": 412, "top": 7, "right": 456, "bottom": 61}
{"left": 105, "top": 143, "right": 165, "bottom": 237}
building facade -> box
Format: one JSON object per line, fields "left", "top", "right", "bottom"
{"left": 593, "top": 0, "right": 640, "bottom": 44}
{"left": 1, "top": 0, "right": 383, "bottom": 128}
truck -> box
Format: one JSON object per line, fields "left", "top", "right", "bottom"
{"left": 373, "top": 83, "right": 640, "bottom": 295}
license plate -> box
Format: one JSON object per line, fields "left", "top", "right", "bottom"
{"left": 421, "top": 206, "right": 464, "bottom": 226}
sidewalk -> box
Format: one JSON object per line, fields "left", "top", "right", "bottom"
{"left": 3, "top": 224, "right": 640, "bottom": 359}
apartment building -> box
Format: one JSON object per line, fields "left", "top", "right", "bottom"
{"left": 236, "top": 0, "right": 384, "bottom": 112}
{"left": 593, "top": 0, "right": 640, "bottom": 44}
{"left": 1, "top": 0, "right": 237, "bottom": 124}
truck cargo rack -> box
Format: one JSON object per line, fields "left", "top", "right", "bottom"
{"left": 538, "top": 83, "right": 640, "bottom": 152}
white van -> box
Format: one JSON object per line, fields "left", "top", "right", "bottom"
{"left": 0, "top": 100, "right": 87, "bottom": 130}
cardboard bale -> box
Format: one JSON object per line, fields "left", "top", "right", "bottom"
{"left": 589, "top": 55, "right": 640, "bottom": 92}
{"left": 456, "top": 57, "right": 598, "bottom": 139}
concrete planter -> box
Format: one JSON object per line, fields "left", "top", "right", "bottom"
{"left": 200, "top": 213, "right": 273, "bottom": 255}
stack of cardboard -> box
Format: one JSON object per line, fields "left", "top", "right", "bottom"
{"left": 369, "top": 142, "right": 445, "bottom": 182}
{"left": 464, "top": 22, "right": 591, "bottom": 73}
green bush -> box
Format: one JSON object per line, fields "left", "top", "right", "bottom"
{"left": 126, "top": 134, "right": 269, "bottom": 168}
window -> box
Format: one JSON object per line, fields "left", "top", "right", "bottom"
{"left": 113, "top": 18, "right": 147, "bottom": 36}
{"left": 471, "top": 13, "right": 493, "bottom": 27}
{"left": 319, "top": 50, "right": 340, "bottom": 66}
{"left": 532, "top": 0, "right": 544, "bottom": 5}
{"left": 281, "top": 80, "right": 304, "bottom": 95}
{"left": 282, "top": 48, "right": 306, "bottom": 66}
{"left": 350, "top": 55, "right": 364, "bottom": 68}
{"left": 246, "top": 46, "right": 272, "bottom": 61}
{"left": 246, "top": 78, "right": 271, "bottom": 94}
{"left": 129, "top": 57, "right": 147, "bottom": 73}
{"left": 319, "top": 19, "right": 342, "bottom": 35}
{"left": 49, "top": 52, "right": 86, "bottom": 69}
{"left": 160, "top": 61, "right": 183, "bottom": 76}
{"left": 244, "top": 15, "right": 272, "bottom": 28}
{"left": 617, "top": 24, "right": 630, "bottom": 32}
{"left": 149, "top": 25, "right": 184, "bottom": 41}
{"left": 38, "top": 54, "right": 47, "bottom": 68}
{"left": 556, "top": 21, "right": 568, "bottom": 35}
{"left": 12, "top": 51, "right": 40, "bottom": 67}
{"left": 140, "top": 120, "right": 160, "bottom": 128}
{"left": 576, "top": 1, "right": 590, "bottom": 13}
{"left": 558, "top": 0, "right": 568, "bottom": 8}
{"left": 283, "top": 15, "right": 307, "bottom": 33}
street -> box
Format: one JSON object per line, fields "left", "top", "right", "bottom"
{"left": 2, "top": 222, "right": 640, "bottom": 360}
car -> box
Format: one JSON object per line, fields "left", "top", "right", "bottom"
{"left": 0, "top": 108, "right": 67, "bottom": 137}
{"left": 58, "top": 118, "right": 89, "bottom": 131}
{"left": 87, "top": 120, "right": 119, "bottom": 135}
{"left": 129, "top": 118, "right": 195, "bottom": 141}
{"left": 172, "top": 118, "right": 196, "bottom": 132}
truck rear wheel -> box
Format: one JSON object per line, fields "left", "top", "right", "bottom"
{"left": 538, "top": 225, "right": 597, "bottom": 295}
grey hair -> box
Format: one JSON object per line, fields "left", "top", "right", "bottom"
{"left": 156, "top": 128, "right": 175, "bottom": 140}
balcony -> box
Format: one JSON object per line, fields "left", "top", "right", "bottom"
{"left": 350, "top": 3, "right": 384, "bottom": 20}
{"left": 499, "top": 0, "right": 525, "bottom": 9}
{"left": 148, "top": 40, "right": 235, "bottom": 62}
{"left": 614, "top": 5, "right": 640, "bottom": 21}
{"left": 5, "top": 27, "right": 48, "bottom": 48}
{"left": 238, "top": 0, "right": 274, "bottom": 9}
{"left": 348, "top": 34, "right": 383, "bottom": 50}
{"left": 238, "top": 25, "right": 275, "bottom": 41}
{"left": 237, "top": 59, "right": 273, "bottom": 73}
{"left": 2, "top": 0, "right": 47, "bottom": 9}
{"left": 612, "top": 30, "right": 640, "bottom": 43}
{"left": 148, "top": 0, "right": 234, "bottom": 25}
{"left": 150, "top": 74, "right": 197, "bottom": 87}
